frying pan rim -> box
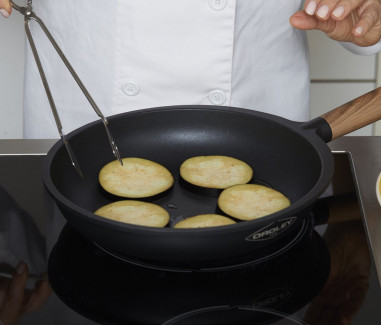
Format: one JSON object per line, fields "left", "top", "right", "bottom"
{"left": 43, "top": 105, "right": 335, "bottom": 234}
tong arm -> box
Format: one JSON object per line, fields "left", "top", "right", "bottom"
{"left": 9, "top": 0, "right": 123, "bottom": 175}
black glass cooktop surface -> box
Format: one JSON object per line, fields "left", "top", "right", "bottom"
{"left": 0, "top": 153, "right": 380, "bottom": 325}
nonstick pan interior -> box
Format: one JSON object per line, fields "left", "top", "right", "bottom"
{"left": 47, "top": 106, "right": 331, "bottom": 213}
{"left": 44, "top": 106, "right": 334, "bottom": 268}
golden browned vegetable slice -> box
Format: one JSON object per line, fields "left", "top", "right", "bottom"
{"left": 94, "top": 200, "right": 170, "bottom": 228}
{"left": 218, "top": 184, "right": 290, "bottom": 220}
{"left": 180, "top": 155, "right": 253, "bottom": 189}
{"left": 174, "top": 214, "right": 236, "bottom": 228}
{"left": 99, "top": 158, "right": 174, "bottom": 198}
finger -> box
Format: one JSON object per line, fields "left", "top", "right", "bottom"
{"left": 305, "top": 0, "right": 320, "bottom": 16}
{"left": 305, "top": 0, "right": 345, "bottom": 19}
{"left": 352, "top": 3, "right": 381, "bottom": 37}
{"left": 0, "top": 0, "right": 11, "bottom": 18}
{"left": 23, "top": 280, "right": 52, "bottom": 313}
{"left": 331, "top": 0, "right": 363, "bottom": 20}
{"left": 290, "top": 10, "right": 335, "bottom": 32}
{"left": 315, "top": 0, "right": 342, "bottom": 20}
{"left": 0, "top": 262, "right": 28, "bottom": 324}
{"left": 6, "top": 262, "right": 27, "bottom": 307}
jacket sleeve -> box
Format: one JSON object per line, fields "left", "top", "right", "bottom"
{"left": 340, "top": 40, "right": 381, "bottom": 55}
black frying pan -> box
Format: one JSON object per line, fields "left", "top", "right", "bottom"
{"left": 43, "top": 87, "right": 381, "bottom": 270}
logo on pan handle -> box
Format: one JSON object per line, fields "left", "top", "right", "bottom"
{"left": 246, "top": 217, "right": 297, "bottom": 242}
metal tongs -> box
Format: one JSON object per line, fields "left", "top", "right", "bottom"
{"left": 10, "top": 0, "right": 123, "bottom": 177}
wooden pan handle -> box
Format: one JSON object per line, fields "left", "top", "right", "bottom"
{"left": 321, "top": 87, "right": 381, "bottom": 140}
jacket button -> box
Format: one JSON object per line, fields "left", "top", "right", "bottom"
{"left": 122, "top": 82, "right": 140, "bottom": 96}
{"left": 208, "top": 90, "right": 227, "bottom": 105}
{"left": 209, "top": 0, "right": 227, "bottom": 10}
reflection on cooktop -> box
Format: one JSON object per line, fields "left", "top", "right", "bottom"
{"left": 48, "top": 220, "right": 330, "bottom": 325}
{"left": 0, "top": 153, "right": 379, "bottom": 324}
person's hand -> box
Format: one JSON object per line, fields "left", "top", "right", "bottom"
{"left": 0, "top": 0, "right": 11, "bottom": 18}
{"left": 290, "top": 0, "right": 381, "bottom": 47}
{"left": 0, "top": 262, "right": 52, "bottom": 325}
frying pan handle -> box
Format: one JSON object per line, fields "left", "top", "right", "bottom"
{"left": 320, "top": 86, "right": 381, "bottom": 140}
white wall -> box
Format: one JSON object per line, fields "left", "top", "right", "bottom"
{"left": 307, "top": 30, "right": 377, "bottom": 136}
{"left": 0, "top": 12, "right": 25, "bottom": 138}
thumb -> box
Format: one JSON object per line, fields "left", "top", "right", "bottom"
{"left": 290, "top": 10, "right": 334, "bottom": 32}
{"left": 0, "top": 0, "right": 12, "bottom": 18}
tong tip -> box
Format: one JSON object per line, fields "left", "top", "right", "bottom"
{"left": 113, "top": 144, "right": 123, "bottom": 166}
{"left": 73, "top": 162, "right": 84, "bottom": 178}
{"left": 62, "top": 136, "right": 84, "bottom": 178}
{"left": 102, "top": 119, "right": 123, "bottom": 166}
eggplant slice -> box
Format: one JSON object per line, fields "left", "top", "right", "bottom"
{"left": 94, "top": 200, "right": 170, "bottom": 228}
{"left": 99, "top": 157, "right": 174, "bottom": 198}
{"left": 180, "top": 155, "right": 253, "bottom": 189}
{"left": 218, "top": 184, "right": 290, "bottom": 220}
{"left": 174, "top": 214, "right": 236, "bottom": 228}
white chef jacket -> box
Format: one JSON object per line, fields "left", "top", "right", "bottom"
{"left": 24, "top": 0, "right": 310, "bottom": 138}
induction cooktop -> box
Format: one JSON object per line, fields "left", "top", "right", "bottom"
{"left": 0, "top": 152, "right": 380, "bottom": 325}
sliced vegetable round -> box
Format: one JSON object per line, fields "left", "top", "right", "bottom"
{"left": 174, "top": 214, "right": 236, "bottom": 228}
{"left": 180, "top": 155, "right": 253, "bottom": 189}
{"left": 94, "top": 200, "right": 170, "bottom": 228}
{"left": 99, "top": 158, "right": 174, "bottom": 198}
{"left": 218, "top": 184, "right": 290, "bottom": 220}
